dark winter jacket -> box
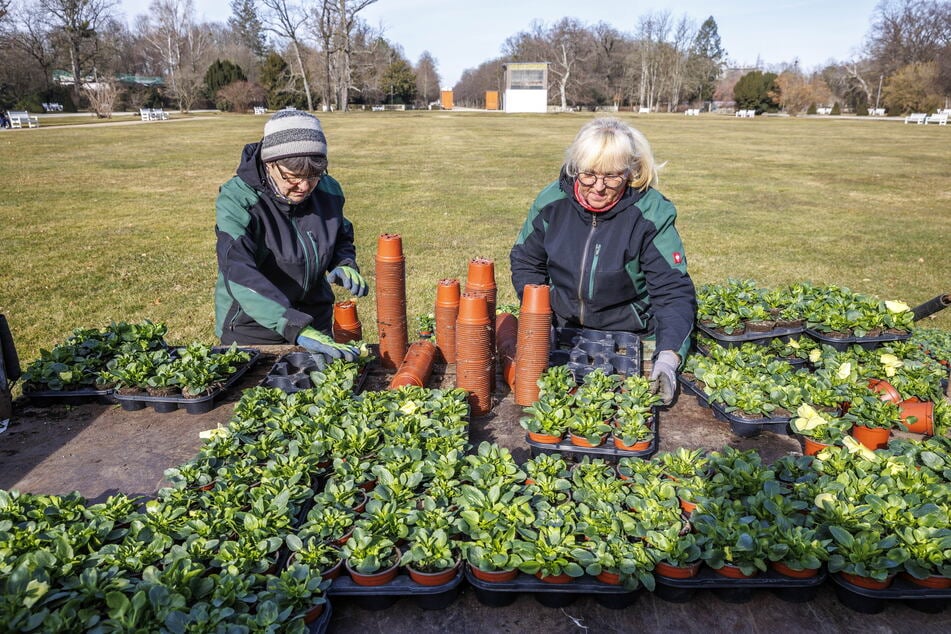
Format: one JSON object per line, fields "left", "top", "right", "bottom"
{"left": 215, "top": 142, "right": 358, "bottom": 345}
{"left": 510, "top": 170, "right": 696, "bottom": 359}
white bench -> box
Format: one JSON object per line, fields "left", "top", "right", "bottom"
{"left": 816, "top": 107, "right": 832, "bottom": 115}
{"left": 904, "top": 113, "right": 927, "bottom": 124}
{"left": 139, "top": 108, "right": 169, "bottom": 121}
{"left": 926, "top": 113, "right": 948, "bottom": 125}
{"left": 638, "top": 106, "right": 650, "bottom": 114}
{"left": 735, "top": 109, "right": 755, "bottom": 118}
{"left": 42, "top": 102, "right": 63, "bottom": 112}
{"left": 869, "top": 108, "right": 886, "bottom": 116}
{"left": 684, "top": 108, "right": 699, "bottom": 116}
{"left": 253, "top": 106, "right": 267, "bottom": 115}
{"left": 7, "top": 111, "right": 39, "bottom": 128}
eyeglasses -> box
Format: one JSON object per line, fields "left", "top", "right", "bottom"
{"left": 272, "top": 163, "right": 324, "bottom": 186}
{"left": 577, "top": 171, "right": 628, "bottom": 188}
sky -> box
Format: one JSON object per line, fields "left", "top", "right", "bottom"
{"left": 117, "top": 0, "right": 882, "bottom": 88}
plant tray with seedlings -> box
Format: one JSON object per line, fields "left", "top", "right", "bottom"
{"left": 805, "top": 328, "right": 912, "bottom": 352}
{"left": 677, "top": 374, "right": 711, "bottom": 408}
{"left": 526, "top": 425, "right": 658, "bottom": 461}
{"left": 328, "top": 568, "right": 465, "bottom": 610}
{"left": 653, "top": 565, "right": 827, "bottom": 605}
{"left": 114, "top": 347, "right": 259, "bottom": 414}
{"left": 465, "top": 569, "right": 639, "bottom": 610}
{"left": 260, "top": 351, "right": 369, "bottom": 394}
{"left": 829, "top": 573, "right": 951, "bottom": 615}
{"left": 550, "top": 327, "right": 641, "bottom": 380}
{"left": 696, "top": 321, "right": 805, "bottom": 348}
{"left": 24, "top": 385, "right": 118, "bottom": 406}
{"left": 708, "top": 402, "right": 792, "bottom": 438}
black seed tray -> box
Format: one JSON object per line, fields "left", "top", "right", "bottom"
{"left": 829, "top": 573, "right": 951, "bottom": 615}
{"left": 328, "top": 569, "right": 464, "bottom": 610}
{"left": 708, "top": 402, "right": 791, "bottom": 438}
{"left": 550, "top": 327, "right": 641, "bottom": 379}
{"left": 693, "top": 342, "right": 810, "bottom": 369}
{"left": 695, "top": 322, "right": 805, "bottom": 347}
{"left": 305, "top": 598, "right": 332, "bottom": 634}
{"left": 677, "top": 375, "right": 710, "bottom": 409}
{"left": 654, "top": 565, "right": 826, "bottom": 604}
{"left": 804, "top": 329, "right": 912, "bottom": 352}
{"left": 260, "top": 352, "right": 369, "bottom": 394}
{"left": 466, "top": 569, "right": 638, "bottom": 609}
{"left": 24, "top": 386, "right": 117, "bottom": 406}
{"left": 113, "top": 348, "right": 259, "bottom": 414}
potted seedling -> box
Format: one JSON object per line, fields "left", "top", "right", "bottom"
{"left": 341, "top": 527, "right": 401, "bottom": 586}
{"left": 400, "top": 527, "right": 461, "bottom": 585}
{"left": 790, "top": 403, "right": 851, "bottom": 455}
{"left": 519, "top": 393, "right": 574, "bottom": 443}
{"left": 826, "top": 525, "right": 908, "bottom": 589}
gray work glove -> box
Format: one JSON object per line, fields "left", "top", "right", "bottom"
{"left": 650, "top": 350, "right": 680, "bottom": 405}
{"left": 296, "top": 326, "right": 359, "bottom": 362}
{"left": 326, "top": 266, "right": 369, "bottom": 297}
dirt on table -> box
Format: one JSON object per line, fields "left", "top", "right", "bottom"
{"left": 0, "top": 347, "right": 944, "bottom": 633}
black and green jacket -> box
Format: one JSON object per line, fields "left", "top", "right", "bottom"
{"left": 510, "top": 170, "right": 696, "bottom": 359}
{"left": 215, "top": 142, "right": 358, "bottom": 345}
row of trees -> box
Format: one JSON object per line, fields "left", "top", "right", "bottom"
{"left": 0, "top": 0, "right": 947, "bottom": 116}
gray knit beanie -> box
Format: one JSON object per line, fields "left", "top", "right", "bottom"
{"left": 260, "top": 110, "right": 327, "bottom": 162}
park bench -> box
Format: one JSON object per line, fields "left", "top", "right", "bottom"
{"left": 904, "top": 113, "right": 927, "bottom": 124}
{"left": 926, "top": 112, "right": 948, "bottom": 125}
{"left": 869, "top": 108, "right": 886, "bottom": 116}
{"left": 253, "top": 106, "right": 267, "bottom": 115}
{"left": 684, "top": 108, "right": 699, "bottom": 116}
{"left": 42, "top": 102, "right": 63, "bottom": 112}
{"left": 638, "top": 107, "right": 650, "bottom": 114}
{"left": 7, "top": 111, "right": 39, "bottom": 128}
{"left": 735, "top": 109, "right": 755, "bottom": 118}
{"left": 139, "top": 108, "right": 169, "bottom": 121}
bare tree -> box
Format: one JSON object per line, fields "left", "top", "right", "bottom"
{"left": 634, "top": 11, "right": 674, "bottom": 111}
{"left": 38, "top": 0, "right": 118, "bottom": 103}
{"left": 260, "top": 0, "right": 314, "bottom": 110}
{"left": 664, "top": 16, "right": 695, "bottom": 111}
{"left": 140, "top": 0, "right": 212, "bottom": 112}
{"left": 326, "top": 0, "right": 378, "bottom": 111}
{"left": 414, "top": 50, "right": 439, "bottom": 107}
{"left": 83, "top": 75, "right": 117, "bottom": 116}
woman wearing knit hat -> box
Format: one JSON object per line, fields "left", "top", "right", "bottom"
{"left": 214, "top": 109, "right": 368, "bottom": 360}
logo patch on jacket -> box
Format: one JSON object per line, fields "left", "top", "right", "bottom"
{"left": 673, "top": 252, "right": 683, "bottom": 264}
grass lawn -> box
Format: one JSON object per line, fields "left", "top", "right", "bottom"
{"left": 1, "top": 111, "right": 948, "bottom": 365}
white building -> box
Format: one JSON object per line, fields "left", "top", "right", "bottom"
{"left": 503, "top": 63, "right": 548, "bottom": 113}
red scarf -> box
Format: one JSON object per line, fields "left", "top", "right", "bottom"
{"left": 574, "top": 180, "right": 622, "bottom": 213}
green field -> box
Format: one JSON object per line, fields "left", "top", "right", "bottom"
{"left": 1, "top": 111, "right": 949, "bottom": 364}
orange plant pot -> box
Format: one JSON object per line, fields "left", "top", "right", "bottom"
{"left": 713, "top": 563, "right": 758, "bottom": 579}
{"left": 346, "top": 554, "right": 400, "bottom": 586}
{"left": 332, "top": 300, "right": 362, "bottom": 343}
{"left": 528, "top": 430, "right": 563, "bottom": 444}
{"left": 376, "top": 233, "right": 404, "bottom": 262}
{"left": 521, "top": 284, "right": 551, "bottom": 314}
{"left": 466, "top": 257, "right": 496, "bottom": 290}
{"left": 435, "top": 278, "right": 461, "bottom": 307}
{"left": 457, "top": 293, "right": 489, "bottom": 325}
{"left": 469, "top": 564, "right": 518, "bottom": 583}
{"left": 770, "top": 561, "right": 819, "bottom": 579}
{"left": 899, "top": 572, "right": 951, "bottom": 589}
{"left": 569, "top": 433, "right": 606, "bottom": 448}
{"left": 851, "top": 424, "right": 891, "bottom": 451}
{"left": 802, "top": 437, "right": 833, "bottom": 456}
{"left": 535, "top": 571, "right": 572, "bottom": 584}
{"left": 840, "top": 572, "right": 895, "bottom": 590}
{"left": 899, "top": 398, "right": 935, "bottom": 435}
{"left": 596, "top": 570, "right": 622, "bottom": 585}
{"left": 612, "top": 436, "right": 653, "bottom": 452}
{"left": 654, "top": 560, "right": 701, "bottom": 579}
{"left": 407, "top": 561, "right": 460, "bottom": 586}
{"left": 389, "top": 340, "right": 437, "bottom": 389}
{"left": 867, "top": 378, "right": 901, "bottom": 403}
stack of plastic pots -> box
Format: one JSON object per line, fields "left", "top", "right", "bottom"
{"left": 495, "top": 312, "right": 518, "bottom": 392}
{"left": 375, "top": 233, "right": 408, "bottom": 370}
{"left": 455, "top": 293, "right": 493, "bottom": 416}
{"left": 465, "top": 258, "right": 497, "bottom": 387}
{"left": 434, "top": 278, "right": 460, "bottom": 364}
{"left": 514, "top": 284, "right": 552, "bottom": 406}
{"left": 389, "top": 340, "right": 437, "bottom": 389}
{"left": 332, "top": 300, "right": 362, "bottom": 344}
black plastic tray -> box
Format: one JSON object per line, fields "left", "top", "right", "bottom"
{"left": 654, "top": 564, "right": 826, "bottom": 604}
{"left": 829, "top": 573, "right": 951, "bottom": 614}
{"left": 526, "top": 409, "right": 659, "bottom": 462}
{"left": 260, "top": 352, "right": 369, "bottom": 394}
{"left": 328, "top": 569, "right": 464, "bottom": 610}
{"left": 805, "top": 329, "right": 912, "bottom": 351}
{"left": 696, "top": 322, "right": 805, "bottom": 347}
{"left": 113, "top": 348, "right": 260, "bottom": 414}
{"left": 677, "top": 375, "right": 710, "bottom": 408}
{"left": 23, "top": 386, "right": 117, "bottom": 406}
{"left": 465, "top": 568, "right": 639, "bottom": 609}
{"left": 305, "top": 598, "right": 332, "bottom": 634}
{"left": 550, "top": 327, "right": 641, "bottom": 380}
{"left": 693, "top": 342, "right": 810, "bottom": 369}
{"left": 708, "top": 402, "right": 791, "bottom": 437}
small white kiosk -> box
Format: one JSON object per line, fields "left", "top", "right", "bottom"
{"left": 502, "top": 62, "right": 549, "bottom": 113}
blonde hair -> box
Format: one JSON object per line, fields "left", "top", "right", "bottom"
{"left": 564, "top": 117, "right": 659, "bottom": 191}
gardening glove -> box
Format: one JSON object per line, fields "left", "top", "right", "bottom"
{"left": 326, "top": 266, "right": 369, "bottom": 297}
{"left": 650, "top": 350, "right": 680, "bottom": 406}
{"left": 296, "top": 326, "right": 359, "bottom": 362}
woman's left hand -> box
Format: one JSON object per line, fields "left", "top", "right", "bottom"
{"left": 327, "top": 266, "right": 369, "bottom": 297}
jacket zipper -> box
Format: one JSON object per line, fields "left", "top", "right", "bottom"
{"left": 291, "top": 218, "right": 319, "bottom": 294}
{"left": 577, "top": 215, "right": 598, "bottom": 325}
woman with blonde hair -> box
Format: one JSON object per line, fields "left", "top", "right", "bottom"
{"left": 510, "top": 117, "right": 696, "bottom": 404}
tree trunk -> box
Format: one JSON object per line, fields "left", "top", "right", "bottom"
{"left": 290, "top": 39, "right": 315, "bottom": 111}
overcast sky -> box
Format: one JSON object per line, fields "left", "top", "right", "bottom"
{"left": 117, "top": 0, "right": 881, "bottom": 88}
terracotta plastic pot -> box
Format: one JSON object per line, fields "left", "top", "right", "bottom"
{"left": 899, "top": 572, "right": 951, "bottom": 589}
{"left": 465, "top": 257, "right": 496, "bottom": 290}
{"left": 770, "top": 561, "right": 819, "bottom": 579}
{"left": 332, "top": 300, "right": 362, "bottom": 343}
{"left": 528, "top": 430, "right": 563, "bottom": 444}
{"left": 456, "top": 294, "right": 493, "bottom": 416}
{"left": 612, "top": 436, "right": 653, "bottom": 452}
{"left": 435, "top": 278, "right": 460, "bottom": 363}
{"left": 678, "top": 498, "right": 697, "bottom": 514}
{"left": 535, "top": 571, "right": 572, "bottom": 584}
{"left": 802, "top": 437, "right": 833, "bottom": 456}
{"left": 596, "top": 570, "right": 622, "bottom": 585}
{"left": 654, "top": 560, "right": 701, "bottom": 579}
{"left": 851, "top": 424, "right": 891, "bottom": 451}
{"left": 407, "top": 560, "right": 461, "bottom": 586}
{"left": 569, "top": 433, "right": 605, "bottom": 448}
{"left": 840, "top": 571, "right": 895, "bottom": 590}
{"left": 496, "top": 313, "right": 518, "bottom": 391}
{"left": 513, "top": 301, "right": 551, "bottom": 406}
{"left": 899, "top": 398, "right": 934, "bottom": 435}
{"left": 303, "top": 602, "right": 326, "bottom": 624}
{"left": 389, "top": 340, "right": 437, "bottom": 389}
{"left": 521, "top": 284, "right": 551, "bottom": 314}
{"left": 376, "top": 233, "right": 404, "bottom": 262}
{"left": 346, "top": 553, "right": 400, "bottom": 586}
{"left": 713, "top": 563, "right": 758, "bottom": 579}
{"left": 469, "top": 564, "right": 518, "bottom": 583}
{"left": 868, "top": 378, "right": 901, "bottom": 403}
